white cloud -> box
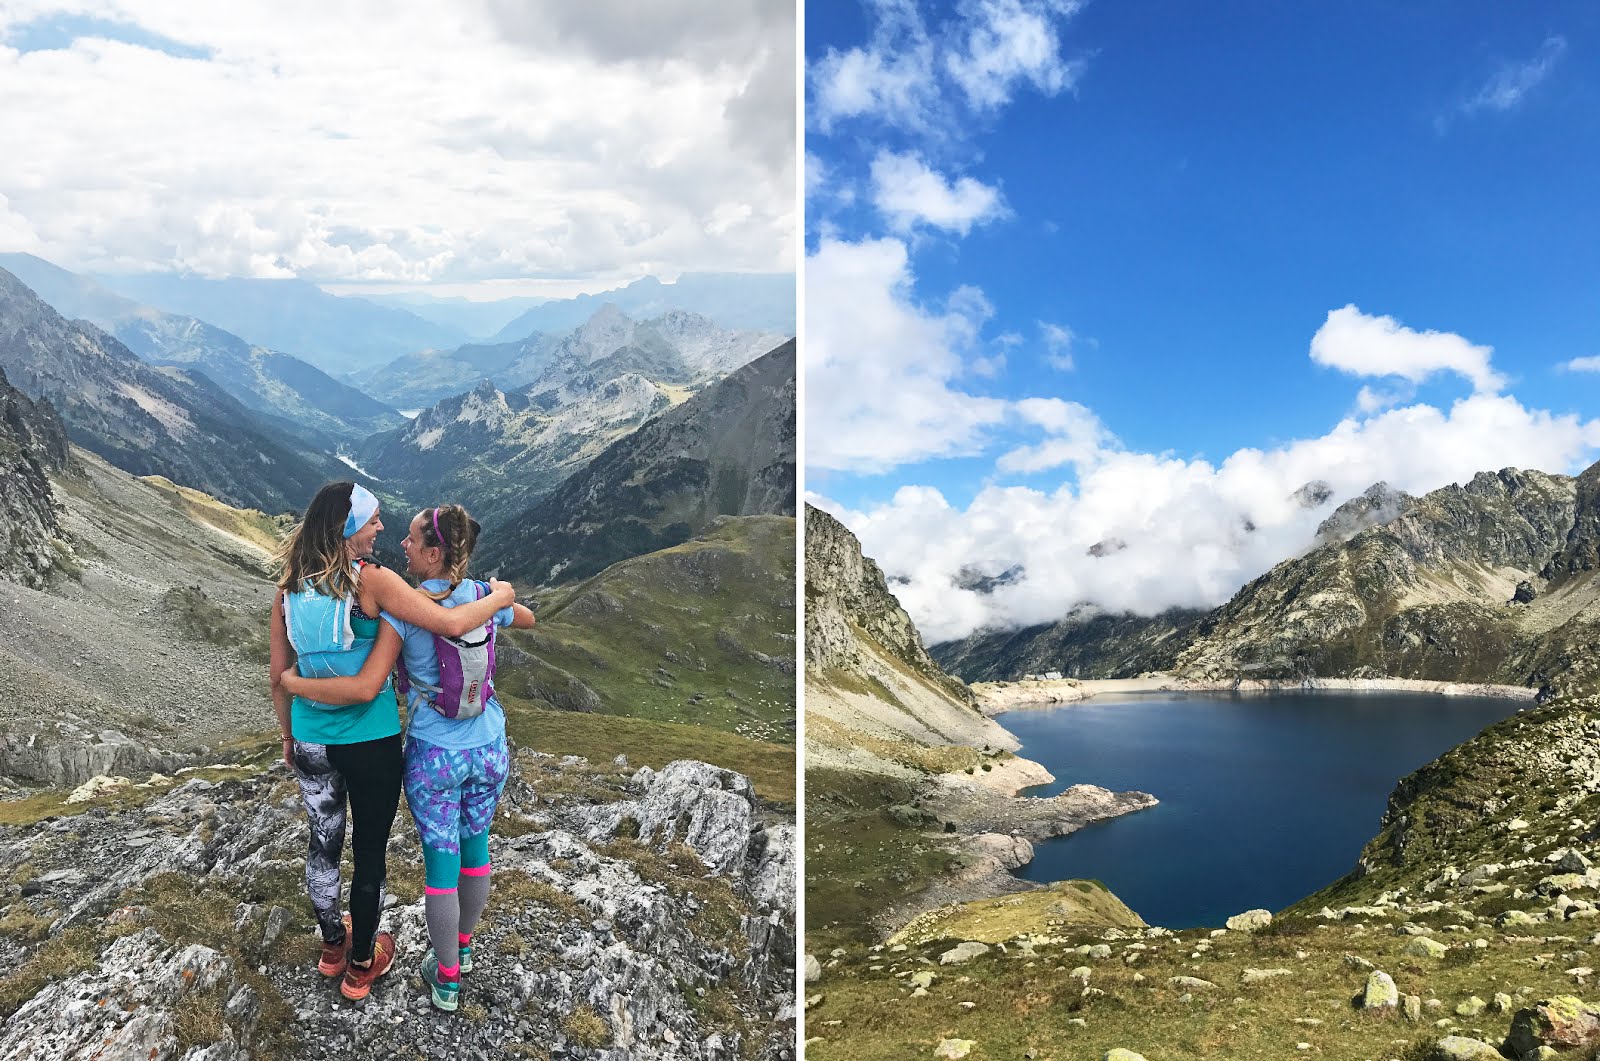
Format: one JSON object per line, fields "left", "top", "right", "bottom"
{"left": 0, "top": 1, "right": 793, "bottom": 288}
{"left": 805, "top": 234, "right": 1008, "bottom": 473}
{"left": 808, "top": 0, "right": 1084, "bottom": 134}
{"left": 945, "top": 0, "right": 1085, "bottom": 111}
{"left": 809, "top": 0, "right": 939, "bottom": 133}
{"left": 1463, "top": 36, "right": 1566, "bottom": 116}
{"left": 1561, "top": 356, "right": 1600, "bottom": 373}
{"left": 870, "top": 151, "right": 1006, "bottom": 235}
{"left": 995, "top": 397, "right": 1111, "bottom": 474}
{"left": 826, "top": 391, "right": 1600, "bottom": 644}
{"left": 1310, "top": 305, "right": 1506, "bottom": 394}
{"left": 1039, "top": 320, "right": 1076, "bottom": 370}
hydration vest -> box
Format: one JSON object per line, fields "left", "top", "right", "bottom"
{"left": 396, "top": 580, "right": 497, "bottom": 720}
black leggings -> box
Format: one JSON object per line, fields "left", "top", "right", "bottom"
{"left": 291, "top": 733, "right": 403, "bottom": 962}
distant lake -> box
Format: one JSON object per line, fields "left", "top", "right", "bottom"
{"left": 1002, "top": 690, "right": 1526, "bottom": 929}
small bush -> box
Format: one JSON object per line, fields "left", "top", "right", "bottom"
{"left": 563, "top": 1006, "right": 612, "bottom": 1048}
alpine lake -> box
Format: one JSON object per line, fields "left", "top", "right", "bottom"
{"left": 1002, "top": 689, "right": 1528, "bottom": 928}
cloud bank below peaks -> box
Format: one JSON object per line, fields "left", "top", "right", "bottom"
{"left": 814, "top": 306, "right": 1600, "bottom": 644}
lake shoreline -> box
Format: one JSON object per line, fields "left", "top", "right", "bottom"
{"left": 972, "top": 674, "right": 1540, "bottom": 716}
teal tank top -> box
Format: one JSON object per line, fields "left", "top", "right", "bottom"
{"left": 286, "top": 570, "right": 400, "bottom": 746}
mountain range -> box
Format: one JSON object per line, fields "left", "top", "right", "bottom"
{"left": 0, "top": 267, "right": 359, "bottom": 513}
{"left": 0, "top": 254, "right": 404, "bottom": 445}
{"left": 481, "top": 340, "right": 796, "bottom": 585}
{"left": 87, "top": 271, "right": 469, "bottom": 375}
{"left": 359, "top": 310, "right": 792, "bottom": 536}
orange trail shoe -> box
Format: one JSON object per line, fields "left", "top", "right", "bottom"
{"left": 317, "top": 914, "right": 353, "bottom": 977}
{"left": 339, "top": 930, "right": 396, "bottom": 1001}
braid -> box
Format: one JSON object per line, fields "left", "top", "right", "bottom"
{"left": 420, "top": 504, "right": 480, "bottom": 600}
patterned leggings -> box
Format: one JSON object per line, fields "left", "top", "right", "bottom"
{"left": 403, "top": 735, "right": 509, "bottom": 886}
{"left": 291, "top": 734, "right": 403, "bottom": 962}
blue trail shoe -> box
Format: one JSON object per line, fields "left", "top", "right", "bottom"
{"left": 458, "top": 943, "right": 473, "bottom": 974}
{"left": 420, "top": 948, "right": 460, "bottom": 1012}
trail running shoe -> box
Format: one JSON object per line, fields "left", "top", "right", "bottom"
{"left": 339, "top": 930, "right": 395, "bottom": 1001}
{"left": 421, "top": 948, "right": 460, "bottom": 1012}
{"left": 458, "top": 943, "right": 473, "bottom": 975}
{"left": 317, "top": 914, "right": 353, "bottom": 977}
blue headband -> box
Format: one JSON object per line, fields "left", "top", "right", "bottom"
{"left": 343, "top": 484, "right": 379, "bottom": 538}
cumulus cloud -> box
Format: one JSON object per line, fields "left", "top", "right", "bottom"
{"left": 0, "top": 1, "right": 793, "bottom": 288}
{"left": 1561, "top": 355, "right": 1600, "bottom": 373}
{"left": 809, "top": 0, "right": 1084, "bottom": 134}
{"left": 871, "top": 151, "right": 1006, "bottom": 234}
{"left": 805, "top": 234, "right": 1008, "bottom": 473}
{"left": 809, "top": 0, "right": 939, "bottom": 133}
{"left": 821, "top": 390, "right": 1600, "bottom": 644}
{"left": 1310, "top": 305, "right": 1506, "bottom": 394}
{"left": 945, "top": 0, "right": 1086, "bottom": 110}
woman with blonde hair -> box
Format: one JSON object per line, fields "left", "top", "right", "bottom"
{"left": 283, "top": 502, "right": 534, "bottom": 1013}
{"left": 269, "top": 482, "right": 516, "bottom": 1002}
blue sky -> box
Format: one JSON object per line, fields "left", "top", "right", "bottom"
{"left": 805, "top": 0, "right": 1600, "bottom": 640}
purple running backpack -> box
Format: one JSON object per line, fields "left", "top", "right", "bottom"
{"left": 396, "top": 580, "right": 497, "bottom": 720}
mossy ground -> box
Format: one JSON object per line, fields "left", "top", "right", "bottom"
{"left": 806, "top": 913, "right": 1600, "bottom": 1061}
{"left": 500, "top": 694, "right": 793, "bottom": 808}
{"left": 806, "top": 767, "right": 962, "bottom": 951}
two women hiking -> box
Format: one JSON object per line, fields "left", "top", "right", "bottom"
{"left": 268, "top": 481, "right": 534, "bottom": 1010}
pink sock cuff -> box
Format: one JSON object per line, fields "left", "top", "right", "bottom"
{"left": 459, "top": 864, "right": 492, "bottom": 877}
{"left": 423, "top": 885, "right": 458, "bottom": 895}
{"left": 437, "top": 962, "right": 460, "bottom": 978}
{"left": 458, "top": 932, "right": 472, "bottom": 945}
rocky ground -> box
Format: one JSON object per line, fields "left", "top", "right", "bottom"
{"left": 804, "top": 864, "right": 1600, "bottom": 1061}
{"left": 0, "top": 749, "right": 795, "bottom": 1061}
{"left": 0, "top": 451, "right": 281, "bottom": 788}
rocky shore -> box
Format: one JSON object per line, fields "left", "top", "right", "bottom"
{"left": 972, "top": 674, "right": 1539, "bottom": 715}
{"left": 865, "top": 755, "right": 1156, "bottom": 937}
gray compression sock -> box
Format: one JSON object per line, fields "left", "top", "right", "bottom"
{"left": 424, "top": 891, "right": 461, "bottom": 971}
{"left": 458, "top": 870, "right": 492, "bottom": 938}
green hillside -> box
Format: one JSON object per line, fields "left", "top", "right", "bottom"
{"left": 494, "top": 515, "right": 796, "bottom": 745}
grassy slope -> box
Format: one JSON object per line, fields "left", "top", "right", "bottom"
{"left": 496, "top": 515, "right": 796, "bottom": 745}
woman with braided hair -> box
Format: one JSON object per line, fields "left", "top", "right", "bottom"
{"left": 282, "top": 502, "right": 535, "bottom": 1013}
{"left": 269, "top": 483, "right": 519, "bottom": 1003}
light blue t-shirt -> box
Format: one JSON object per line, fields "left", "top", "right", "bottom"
{"left": 383, "top": 579, "right": 514, "bottom": 751}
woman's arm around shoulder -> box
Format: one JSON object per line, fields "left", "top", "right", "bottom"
{"left": 363, "top": 564, "right": 514, "bottom": 637}
{"left": 509, "top": 602, "right": 535, "bottom": 630}
{"left": 280, "top": 624, "right": 403, "bottom": 706}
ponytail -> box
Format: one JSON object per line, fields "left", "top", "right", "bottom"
{"left": 418, "top": 504, "right": 481, "bottom": 600}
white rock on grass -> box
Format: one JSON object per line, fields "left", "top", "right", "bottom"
{"left": 1402, "top": 937, "right": 1449, "bottom": 959}
{"left": 939, "top": 942, "right": 991, "bottom": 966}
{"left": 1434, "top": 1036, "right": 1507, "bottom": 1060}
{"left": 935, "top": 1038, "right": 975, "bottom": 1058}
{"left": 1362, "top": 971, "right": 1399, "bottom": 1009}
{"left": 805, "top": 954, "right": 821, "bottom": 983}
{"left": 1104, "top": 1051, "right": 1149, "bottom": 1061}
{"left": 1225, "top": 909, "right": 1272, "bottom": 932}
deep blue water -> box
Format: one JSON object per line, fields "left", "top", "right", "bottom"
{"left": 1002, "top": 690, "right": 1525, "bottom": 929}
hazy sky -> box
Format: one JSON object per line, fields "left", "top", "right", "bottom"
{"left": 0, "top": 0, "right": 795, "bottom": 297}
{"left": 805, "top": 0, "right": 1600, "bottom": 642}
